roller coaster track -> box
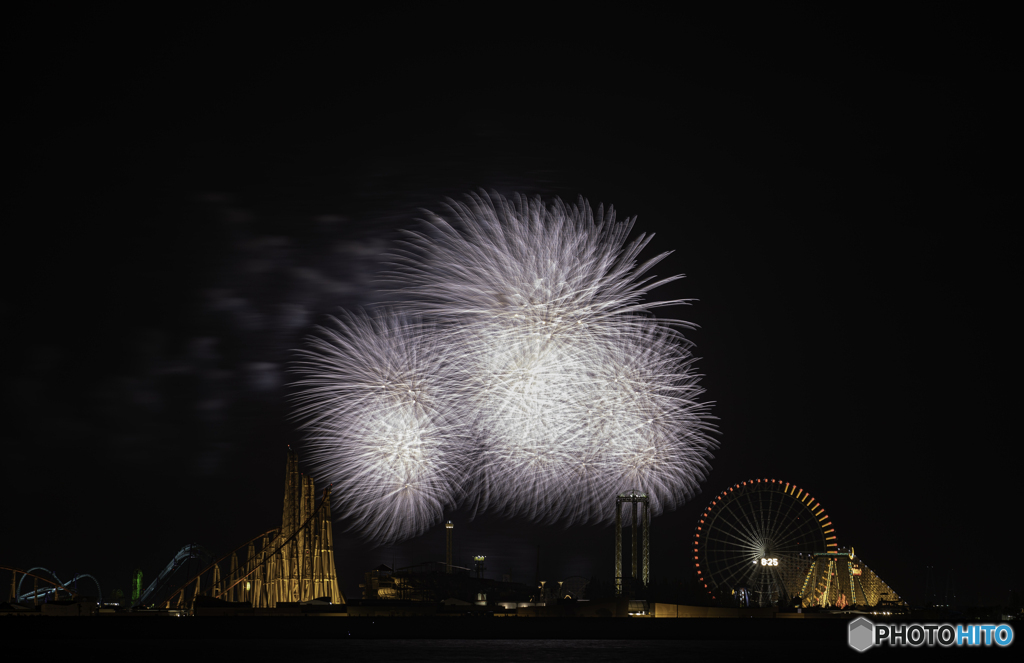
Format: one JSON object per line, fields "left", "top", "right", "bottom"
{"left": 160, "top": 484, "right": 337, "bottom": 608}
{"left": 2, "top": 566, "right": 101, "bottom": 603}
{"left": 133, "top": 543, "right": 216, "bottom": 607}
{"left": 215, "top": 489, "right": 330, "bottom": 601}
{"left": 159, "top": 528, "right": 279, "bottom": 608}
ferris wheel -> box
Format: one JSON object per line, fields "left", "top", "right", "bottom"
{"left": 693, "top": 479, "right": 838, "bottom": 607}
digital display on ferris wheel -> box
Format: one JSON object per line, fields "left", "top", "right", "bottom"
{"left": 760, "top": 558, "right": 779, "bottom": 566}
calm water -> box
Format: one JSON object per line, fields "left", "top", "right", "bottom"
{"left": 14, "top": 639, "right": 953, "bottom": 661}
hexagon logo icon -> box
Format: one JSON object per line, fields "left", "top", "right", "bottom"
{"left": 848, "top": 617, "right": 874, "bottom": 652}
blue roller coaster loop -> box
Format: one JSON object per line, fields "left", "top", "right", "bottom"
{"left": 17, "top": 567, "right": 102, "bottom": 604}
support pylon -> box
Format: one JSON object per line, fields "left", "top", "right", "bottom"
{"left": 642, "top": 501, "right": 650, "bottom": 588}
{"left": 614, "top": 501, "right": 622, "bottom": 595}
{"left": 228, "top": 553, "right": 238, "bottom": 603}
{"left": 631, "top": 500, "right": 638, "bottom": 581}
{"left": 211, "top": 563, "right": 221, "bottom": 600}
{"left": 445, "top": 521, "right": 454, "bottom": 574}
{"left": 615, "top": 490, "right": 650, "bottom": 595}
{"left": 319, "top": 487, "right": 342, "bottom": 604}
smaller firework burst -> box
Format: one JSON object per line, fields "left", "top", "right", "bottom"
{"left": 290, "top": 310, "right": 471, "bottom": 544}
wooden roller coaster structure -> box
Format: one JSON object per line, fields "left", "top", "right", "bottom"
{"left": 157, "top": 449, "right": 343, "bottom": 609}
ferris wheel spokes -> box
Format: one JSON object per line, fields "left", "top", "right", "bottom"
{"left": 693, "top": 479, "right": 836, "bottom": 607}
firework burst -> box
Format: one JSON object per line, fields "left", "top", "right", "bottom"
{"left": 290, "top": 310, "right": 471, "bottom": 544}
{"left": 295, "top": 193, "right": 716, "bottom": 542}
{"left": 387, "top": 192, "right": 717, "bottom": 526}
{"left": 387, "top": 192, "right": 690, "bottom": 332}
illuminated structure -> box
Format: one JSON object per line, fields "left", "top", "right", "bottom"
{"left": 445, "top": 521, "right": 454, "bottom": 574}
{"left": 131, "top": 569, "right": 142, "bottom": 606}
{"left": 359, "top": 560, "right": 530, "bottom": 604}
{"left": 615, "top": 489, "right": 650, "bottom": 595}
{"left": 275, "top": 448, "right": 341, "bottom": 604}
{"left": 798, "top": 548, "right": 905, "bottom": 609}
{"left": 361, "top": 564, "right": 399, "bottom": 599}
{"left": 693, "top": 479, "right": 836, "bottom": 607}
{"left": 139, "top": 449, "right": 343, "bottom": 609}
{"left": 693, "top": 479, "right": 903, "bottom": 609}
{"left": 474, "top": 555, "right": 486, "bottom": 579}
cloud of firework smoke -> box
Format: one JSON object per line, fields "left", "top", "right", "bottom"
{"left": 293, "top": 192, "right": 716, "bottom": 543}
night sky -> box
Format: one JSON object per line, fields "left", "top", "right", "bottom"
{"left": 6, "top": 9, "right": 1014, "bottom": 607}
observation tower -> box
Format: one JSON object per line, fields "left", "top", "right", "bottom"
{"left": 614, "top": 489, "right": 650, "bottom": 595}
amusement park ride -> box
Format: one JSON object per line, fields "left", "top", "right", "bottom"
{"left": 692, "top": 478, "right": 904, "bottom": 609}
{"left": 4, "top": 448, "right": 342, "bottom": 610}
{"left": 131, "top": 448, "right": 343, "bottom": 608}
{"left": 4, "top": 568, "right": 101, "bottom": 605}
{"left": 7, "top": 468, "right": 902, "bottom": 613}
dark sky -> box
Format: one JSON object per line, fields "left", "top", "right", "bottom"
{"left": 5, "top": 9, "right": 1014, "bottom": 606}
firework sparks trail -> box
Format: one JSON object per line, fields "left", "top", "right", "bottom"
{"left": 388, "top": 192, "right": 691, "bottom": 332}
{"left": 290, "top": 310, "right": 472, "bottom": 544}
{"left": 387, "top": 192, "right": 718, "bottom": 527}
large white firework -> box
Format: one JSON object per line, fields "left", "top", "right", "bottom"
{"left": 388, "top": 192, "right": 690, "bottom": 332}
{"left": 290, "top": 310, "right": 471, "bottom": 544}
{"left": 386, "top": 192, "right": 717, "bottom": 525}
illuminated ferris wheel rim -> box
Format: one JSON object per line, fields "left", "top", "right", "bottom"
{"left": 692, "top": 478, "right": 838, "bottom": 600}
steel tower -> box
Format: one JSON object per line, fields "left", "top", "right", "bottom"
{"left": 614, "top": 489, "right": 650, "bottom": 595}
